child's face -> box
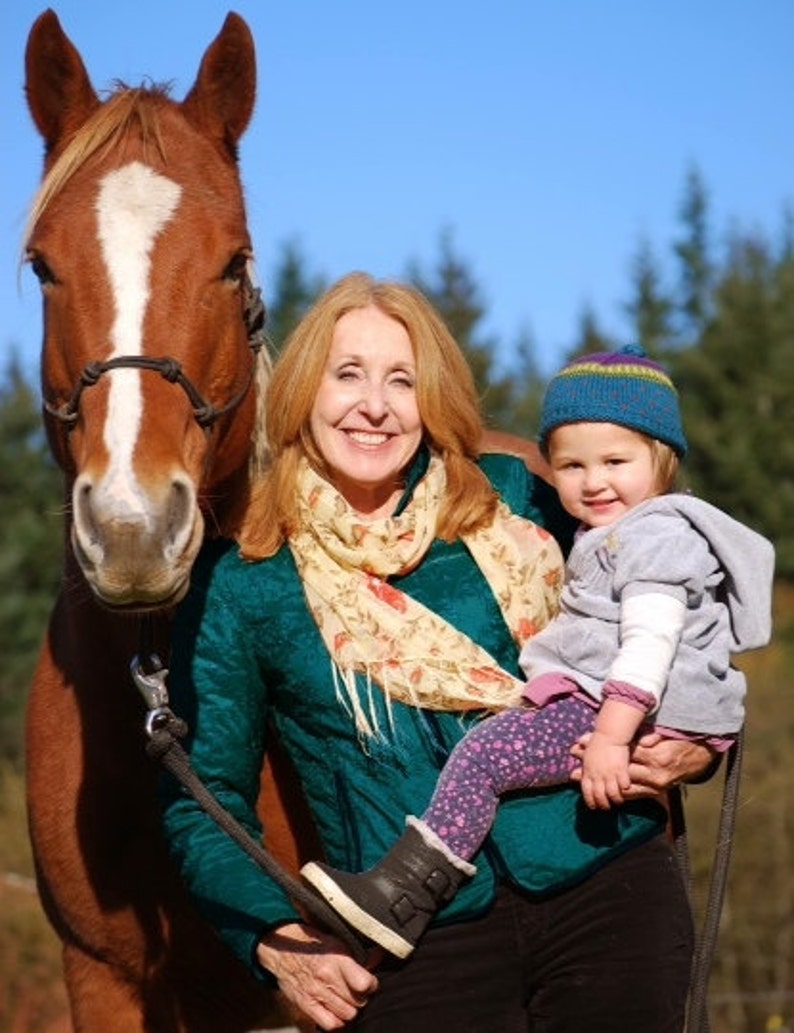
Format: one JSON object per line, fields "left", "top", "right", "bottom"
{"left": 547, "top": 422, "right": 660, "bottom": 528}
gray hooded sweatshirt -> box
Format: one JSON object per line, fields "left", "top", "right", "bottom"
{"left": 519, "top": 494, "right": 775, "bottom": 736}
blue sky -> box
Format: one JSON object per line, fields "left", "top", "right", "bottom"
{"left": 2, "top": 1, "right": 793, "bottom": 380}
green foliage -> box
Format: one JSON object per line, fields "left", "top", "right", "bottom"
{"left": 668, "top": 229, "right": 794, "bottom": 574}
{"left": 0, "top": 358, "right": 61, "bottom": 768}
{"left": 570, "top": 304, "right": 617, "bottom": 358}
{"left": 625, "top": 238, "right": 675, "bottom": 351}
{"left": 407, "top": 229, "right": 546, "bottom": 436}
{"left": 263, "top": 240, "right": 326, "bottom": 357}
{"left": 496, "top": 329, "right": 547, "bottom": 438}
{"left": 674, "top": 165, "right": 715, "bottom": 338}
{"left": 615, "top": 166, "right": 794, "bottom": 576}
{"left": 407, "top": 229, "right": 507, "bottom": 415}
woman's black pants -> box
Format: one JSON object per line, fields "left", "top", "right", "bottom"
{"left": 349, "top": 835, "right": 694, "bottom": 1033}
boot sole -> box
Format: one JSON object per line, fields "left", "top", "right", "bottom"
{"left": 301, "top": 862, "right": 415, "bottom": 959}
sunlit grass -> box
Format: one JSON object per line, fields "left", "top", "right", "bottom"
{"left": 0, "top": 763, "right": 71, "bottom": 1032}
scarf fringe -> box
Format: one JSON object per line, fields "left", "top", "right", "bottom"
{"left": 332, "top": 661, "right": 398, "bottom": 752}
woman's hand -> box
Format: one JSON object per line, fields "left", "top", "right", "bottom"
{"left": 571, "top": 731, "right": 717, "bottom": 798}
{"left": 256, "top": 922, "right": 379, "bottom": 1031}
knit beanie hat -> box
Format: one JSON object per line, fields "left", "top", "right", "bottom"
{"left": 538, "top": 344, "right": 687, "bottom": 457}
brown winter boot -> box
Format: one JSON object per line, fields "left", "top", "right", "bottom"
{"left": 300, "top": 816, "right": 475, "bottom": 958}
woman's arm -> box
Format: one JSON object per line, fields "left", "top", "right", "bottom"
{"left": 161, "top": 546, "right": 304, "bottom": 962}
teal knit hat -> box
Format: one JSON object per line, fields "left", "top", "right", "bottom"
{"left": 538, "top": 344, "right": 687, "bottom": 457}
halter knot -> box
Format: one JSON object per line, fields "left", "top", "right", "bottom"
{"left": 193, "top": 405, "right": 217, "bottom": 428}
{"left": 81, "top": 362, "right": 105, "bottom": 386}
{"left": 158, "top": 358, "right": 183, "bottom": 383}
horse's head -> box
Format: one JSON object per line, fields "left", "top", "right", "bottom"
{"left": 24, "top": 11, "right": 267, "bottom": 610}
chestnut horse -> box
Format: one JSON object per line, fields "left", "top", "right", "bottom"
{"left": 23, "top": 11, "right": 305, "bottom": 1032}
{"left": 23, "top": 10, "right": 550, "bottom": 1032}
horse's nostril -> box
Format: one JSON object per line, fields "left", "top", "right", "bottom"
{"left": 165, "top": 479, "right": 185, "bottom": 537}
{"left": 74, "top": 476, "right": 101, "bottom": 549}
{"left": 162, "top": 475, "right": 199, "bottom": 565}
{"left": 167, "top": 478, "right": 193, "bottom": 542}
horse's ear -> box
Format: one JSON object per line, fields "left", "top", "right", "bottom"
{"left": 181, "top": 13, "right": 256, "bottom": 155}
{"left": 25, "top": 9, "right": 100, "bottom": 154}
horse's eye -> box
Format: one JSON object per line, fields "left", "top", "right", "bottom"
{"left": 223, "top": 252, "right": 250, "bottom": 283}
{"left": 29, "top": 253, "right": 56, "bottom": 286}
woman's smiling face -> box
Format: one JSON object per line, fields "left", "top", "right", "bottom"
{"left": 309, "top": 305, "right": 423, "bottom": 519}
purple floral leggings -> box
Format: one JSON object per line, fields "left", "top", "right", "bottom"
{"left": 422, "top": 696, "right": 596, "bottom": 860}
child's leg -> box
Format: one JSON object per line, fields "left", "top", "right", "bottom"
{"left": 300, "top": 695, "right": 596, "bottom": 959}
{"left": 422, "top": 696, "right": 595, "bottom": 860}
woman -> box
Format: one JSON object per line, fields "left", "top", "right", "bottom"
{"left": 162, "top": 273, "right": 713, "bottom": 1032}
{"left": 299, "top": 345, "right": 772, "bottom": 960}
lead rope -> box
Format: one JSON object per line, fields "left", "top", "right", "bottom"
{"left": 131, "top": 655, "right": 369, "bottom": 965}
{"left": 671, "top": 729, "right": 744, "bottom": 1033}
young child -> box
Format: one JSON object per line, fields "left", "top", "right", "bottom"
{"left": 301, "top": 344, "right": 775, "bottom": 959}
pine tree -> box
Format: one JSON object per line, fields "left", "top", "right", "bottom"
{"left": 499, "top": 329, "right": 547, "bottom": 438}
{"left": 264, "top": 241, "right": 325, "bottom": 356}
{"left": 407, "top": 230, "right": 514, "bottom": 428}
{"left": 674, "top": 166, "right": 714, "bottom": 340}
{"left": 624, "top": 237, "right": 674, "bottom": 353}
{"left": 669, "top": 230, "right": 794, "bottom": 574}
{"left": 570, "top": 304, "right": 616, "bottom": 357}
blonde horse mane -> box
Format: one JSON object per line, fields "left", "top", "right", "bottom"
{"left": 250, "top": 329, "right": 272, "bottom": 476}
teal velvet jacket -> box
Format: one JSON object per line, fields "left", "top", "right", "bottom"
{"left": 162, "top": 454, "right": 666, "bottom": 973}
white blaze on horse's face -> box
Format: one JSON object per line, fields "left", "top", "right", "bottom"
{"left": 70, "top": 160, "right": 203, "bottom": 608}
{"left": 96, "top": 161, "right": 182, "bottom": 518}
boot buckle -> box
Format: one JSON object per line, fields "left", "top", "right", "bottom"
{"left": 392, "top": 894, "right": 419, "bottom": 926}
{"left": 424, "top": 868, "right": 453, "bottom": 903}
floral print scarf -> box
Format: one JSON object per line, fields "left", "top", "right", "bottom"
{"left": 288, "top": 454, "right": 563, "bottom": 739}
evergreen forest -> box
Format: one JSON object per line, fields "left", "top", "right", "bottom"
{"left": 1, "top": 169, "right": 792, "bottom": 1031}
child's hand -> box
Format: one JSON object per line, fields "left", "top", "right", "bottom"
{"left": 579, "top": 731, "right": 631, "bottom": 810}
